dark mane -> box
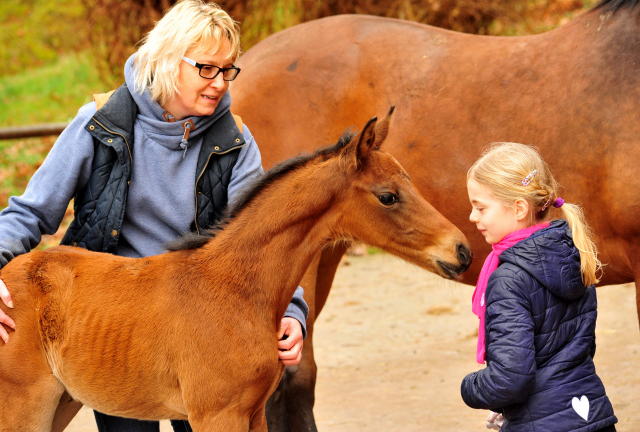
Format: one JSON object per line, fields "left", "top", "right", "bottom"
{"left": 595, "top": 0, "right": 640, "bottom": 13}
{"left": 166, "top": 129, "right": 358, "bottom": 251}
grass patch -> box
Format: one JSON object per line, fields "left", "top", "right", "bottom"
{"left": 0, "top": 52, "right": 106, "bottom": 127}
{"left": 0, "top": 52, "right": 105, "bottom": 210}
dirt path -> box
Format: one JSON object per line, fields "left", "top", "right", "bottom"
{"left": 67, "top": 253, "right": 640, "bottom": 432}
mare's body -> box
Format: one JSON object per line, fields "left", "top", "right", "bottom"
{"left": 0, "top": 113, "right": 470, "bottom": 432}
{"left": 230, "top": 1, "right": 640, "bottom": 430}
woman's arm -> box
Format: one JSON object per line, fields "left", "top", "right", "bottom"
{"left": 0, "top": 104, "right": 97, "bottom": 265}
{"left": 0, "top": 103, "right": 97, "bottom": 342}
{"left": 461, "top": 269, "right": 537, "bottom": 410}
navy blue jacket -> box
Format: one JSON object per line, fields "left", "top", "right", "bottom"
{"left": 461, "top": 220, "right": 617, "bottom": 432}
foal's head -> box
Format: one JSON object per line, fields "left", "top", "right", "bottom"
{"left": 330, "top": 107, "right": 472, "bottom": 279}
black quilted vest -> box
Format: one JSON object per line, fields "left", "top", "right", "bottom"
{"left": 60, "top": 84, "right": 245, "bottom": 253}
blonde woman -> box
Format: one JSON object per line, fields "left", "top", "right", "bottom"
{"left": 0, "top": 1, "right": 307, "bottom": 431}
{"left": 461, "top": 142, "right": 616, "bottom": 432}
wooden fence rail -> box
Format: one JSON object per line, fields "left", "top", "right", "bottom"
{"left": 0, "top": 122, "right": 70, "bottom": 140}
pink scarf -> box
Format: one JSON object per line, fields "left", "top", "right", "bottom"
{"left": 472, "top": 222, "right": 549, "bottom": 364}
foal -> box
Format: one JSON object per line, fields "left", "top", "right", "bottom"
{"left": 0, "top": 108, "right": 470, "bottom": 432}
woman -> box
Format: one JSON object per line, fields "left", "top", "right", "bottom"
{"left": 0, "top": 1, "right": 308, "bottom": 431}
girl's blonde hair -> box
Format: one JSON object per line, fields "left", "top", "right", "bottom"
{"left": 468, "top": 142, "right": 601, "bottom": 286}
{"left": 133, "top": 0, "right": 241, "bottom": 106}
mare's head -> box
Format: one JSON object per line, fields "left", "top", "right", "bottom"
{"left": 328, "top": 107, "right": 472, "bottom": 279}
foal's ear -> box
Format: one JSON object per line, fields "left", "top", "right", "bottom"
{"left": 372, "top": 105, "right": 394, "bottom": 151}
{"left": 347, "top": 116, "right": 377, "bottom": 170}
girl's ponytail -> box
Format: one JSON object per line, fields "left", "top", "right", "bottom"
{"left": 560, "top": 202, "right": 601, "bottom": 286}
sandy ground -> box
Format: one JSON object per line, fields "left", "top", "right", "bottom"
{"left": 66, "top": 253, "right": 640, "bottom": 432}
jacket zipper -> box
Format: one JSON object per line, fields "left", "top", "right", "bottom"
{"left": 193, "top": 143, "right": 246, "bottom": 235}
{"left": 92, "top": 117, "right": 133, "bottom": 163}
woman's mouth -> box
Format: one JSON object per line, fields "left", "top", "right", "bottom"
{"left": 201, "top": 94, "right": 217, "bottom": 101}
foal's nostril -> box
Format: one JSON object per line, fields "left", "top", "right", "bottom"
{"left": 457, "top": 243, "right": 472, "bottom": 268}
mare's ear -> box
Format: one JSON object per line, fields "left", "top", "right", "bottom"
{"left": 372, "top": 105, "right": 395, "bottom": 150}
{"left": 344, "top": 116, "right": 377, "bottom": 170}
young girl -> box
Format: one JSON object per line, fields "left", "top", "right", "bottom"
{"left": 461, "top": 143, "right": 617, "bottom": 432}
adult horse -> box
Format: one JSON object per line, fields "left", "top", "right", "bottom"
{"left": 0, "top": 111, "right": 471, "bottom": 432}
{"left": 229, "top": 0, "right": 640, "bottom": 430}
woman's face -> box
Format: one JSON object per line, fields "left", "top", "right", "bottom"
{"left": 467, "top": 178, "right": 520, "bottom": 244}
{"left": 165, "top": 41, "right": 233, "bottom": 120}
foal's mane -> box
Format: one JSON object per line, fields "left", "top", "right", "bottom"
{"left": 167, "top": 129, "right": 358, "bottom": 251}
{"left": 595, "top": 0, "right": 640, "bottom": 13}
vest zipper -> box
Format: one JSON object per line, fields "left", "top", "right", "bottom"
{"left": 91, "top": 117, "right": 133, "bottom": 163}
{"left": 193, "top": 143, "right": 246, "bottom": 235}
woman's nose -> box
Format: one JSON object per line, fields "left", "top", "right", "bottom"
{"left": 209, "top": 73, "right": 225, "bottom": 89}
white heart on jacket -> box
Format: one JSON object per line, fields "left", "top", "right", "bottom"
{"left": 572, "top": 395, "right": 590, "bottom": 421}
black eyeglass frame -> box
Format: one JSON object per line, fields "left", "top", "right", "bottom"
{"left": 182, "top": 56, "right": 241, "bottom": 81}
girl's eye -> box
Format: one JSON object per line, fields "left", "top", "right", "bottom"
{"left": 378, "top": 193, "right": 398, "bottom": 206}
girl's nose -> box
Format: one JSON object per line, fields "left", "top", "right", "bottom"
{"left": 469, "top": 211, "right": 477, "bottom": 223}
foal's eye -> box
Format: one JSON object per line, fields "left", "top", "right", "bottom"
{"left": 378, "top": 193, "right": 398, "bottom": 206}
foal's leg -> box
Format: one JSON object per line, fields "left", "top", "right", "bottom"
{"left": 0, "top": 374, "right": 65, "bottom": 432}
{"left": 266, "top": 244, "right": 348, "bottom": 432}
{"left": 187, "top": 412, "right": 249, "bottom": 432}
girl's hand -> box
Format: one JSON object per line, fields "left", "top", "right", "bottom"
{"left": 0, "top": 278, "right": 16, "bottom": 343}
{"left": 277, "top": 317, "right": 304, "bottom": 366}
{"left": 486, "top": 411, "right": 504, "bottom": 430}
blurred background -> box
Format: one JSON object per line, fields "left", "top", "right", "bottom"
{"left": 0, "top": 0, "right": 596, "bottom": 245}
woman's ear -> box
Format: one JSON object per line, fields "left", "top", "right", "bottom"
{"left": 514, "top": 198, "right": 530, "bottom": 221}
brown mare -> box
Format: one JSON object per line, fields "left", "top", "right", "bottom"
{"left": 0, "top": 110, "right": 471, "bottom": 432}
{"left": 229, "top": 0, "right": 640, "bottom": 430}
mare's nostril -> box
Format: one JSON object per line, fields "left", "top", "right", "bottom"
{"left": 457, "top": 243, "right": 472, "bottom": 267}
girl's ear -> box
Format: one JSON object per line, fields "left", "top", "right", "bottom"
{"left": 514, "top": 198, "right": 530, "bottom": 221}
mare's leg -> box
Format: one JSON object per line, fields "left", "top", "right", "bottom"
{"left": 266, "top": 244, "right": 347, "bottom": 432}
{"left": 51, "top": 392, "right": 83, "bottom": 432}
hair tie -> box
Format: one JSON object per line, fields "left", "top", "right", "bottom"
{"left": 553, "top": 197, "right": 564, "bottom": 208}
{"left": 522, "top": 169, "right": 537, "bottom": 186}
{"left": 541, "top": 192, "right": 554, "bottom": 211}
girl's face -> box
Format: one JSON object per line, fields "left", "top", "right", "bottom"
{"left": 467, "top": 179, "right": 528, "bottom": 244}
{"left": 164, "top": 41, "right": 233, "bottom": 120}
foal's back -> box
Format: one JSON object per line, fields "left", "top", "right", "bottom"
{"left": 0, "top": 246, "right": 191, "bottom": 422}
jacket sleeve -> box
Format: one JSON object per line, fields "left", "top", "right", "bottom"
{"left": 461, "top": 268, "right": 537, "bottom": 410}
{"left": 226, "top": 125, "right": 310, "bottom": 339}
{"left": 0, "top": 104, "right": 97, "bottom": 269}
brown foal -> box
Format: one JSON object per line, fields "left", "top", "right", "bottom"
{"left": 0, "top": 109, "right": 470, "bottom": 432}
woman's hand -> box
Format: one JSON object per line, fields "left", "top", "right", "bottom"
{"left": 0, "top": 278, "right": 16, "bottom": 343}
{"left": 486, "top": 411, "right": 504, "bottom": 430}
{"left": 277, "top": 317, "right": 304, "bottom": 366}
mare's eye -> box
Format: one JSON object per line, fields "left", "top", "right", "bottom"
{"left": 378, "top": 193, "right": 398, "bottom": 206}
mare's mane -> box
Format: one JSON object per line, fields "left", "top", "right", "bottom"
{"left": 167, "top": 129, "right": 358, "bottom": 251}
{"left": 595, "top": 0, "right": 640, "bottom": 13}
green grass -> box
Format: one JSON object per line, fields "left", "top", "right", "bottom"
{"left": 0, "top": 52, "right": 105, "bottom": 209}
{"left": 0, "top": 52, "right": 106, "bottom": 127}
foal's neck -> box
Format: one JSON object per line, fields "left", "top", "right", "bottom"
{"left": 205, "top": 159, "right": 345, "bottom": 318}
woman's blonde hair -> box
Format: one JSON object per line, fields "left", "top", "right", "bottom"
{"left": 468, "top": 142, "right": 601, "bottom": 286}
{"left": 133, "top": 0, "right": 241, "bottom": 106}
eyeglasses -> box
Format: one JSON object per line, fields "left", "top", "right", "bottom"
{"left": 182, "top": 56, "right": 241, "bottom": 81}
